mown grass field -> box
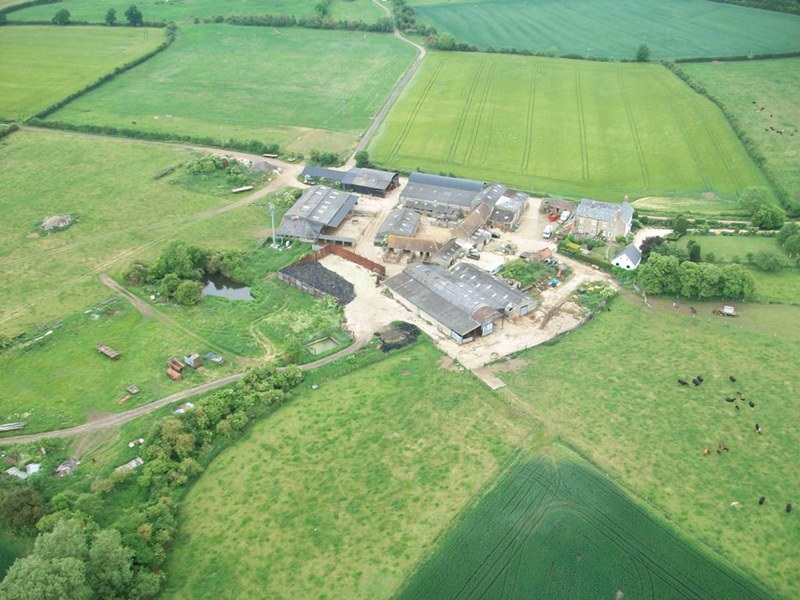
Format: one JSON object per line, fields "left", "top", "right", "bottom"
{"left": 9, "top": 0, "right": 383, "bottom": 24}
{"left": 680, "top": 233, "right": 783, "bottom": 262}
{"left": 399, "top": 455, "right": 771, "bottom": 599}
{"left": 0, "top": 130, "right": 254, "bottom": 333}
{"left": 49, "top": 25, "right": 417, "bottom": 155}
{"left": 497, "top": 294, "right": 800, "bottom": 599}
{"left": 0, "top": 299, "right": 236, "bottom": 435}
{"left": 633, "top": 195, "right": 749, "bottom": 218}
{"left": 370, "top": 53, "right": 769, "bottom": 201}
{"left": 162, "top": 338, "right": 535, "bottom": 599}
{"left": 410, "top": 0, "right": 800, "bottom": 60}
{"left": 682, "top": 58, "right": 800, "bottom": 208}
{"left": 0, "top": 26, "right": 164, "bottom": 121}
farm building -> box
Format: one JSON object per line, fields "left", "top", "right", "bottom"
{"left": 299, "top": 166, "right": 399, "bottom": 197}
{"left": 454, "top": 202, "right": 493, "bottom": 246}
{"left": 384, "top": 262, "right": 534, "bottom": 344}
{"left": 400, "top": 172, "right": 484, "bottom": 217}
{"left": 574, "top": 199, "right": 634, "bottom": 239}
{"left": 385, "top": 235, "right": 441, "bottom": 261}
{"left": 428, "top": 238, "right": 462, "bottom": 268}
{"left": 611, "top": 244, "right": 642, "bottom": 270}
{"left": 277, "top": 185, "right": 358, "bottom": 244}
{"left": 488, "top": 188, "right": 529, "bottom": 231}
{"left": 374, "top": 207, "right": 421, "bottom": 245}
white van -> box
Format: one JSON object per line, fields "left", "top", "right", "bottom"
{"left": 543, "top": 224, "right": 553, "bottom": 239}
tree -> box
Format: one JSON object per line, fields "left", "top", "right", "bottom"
{"left": 0, "top": 483, "right": 44, "bottom": 533}
{"left": 751, "top": 250, "right": 785, "bottom": 272}
{"left": 52, "top": 8, "right": 71, "bottom": 24}
{"left": 720, "top": 264, "right": 756, "bottom": 299}
{"left": 436, "top": 32, "right": 456, "bottom": 51}
{"left": 0, "top": 13, "right": 8, "bottom": 25}
{"left": 751, "top": 203, "right": 785, "bottom": 229}
{"left": 777, "top": 221, "right": 800, "bottom": 246}
{"left": 354, "top": 150, "right": 370, "bottom": 168}
{"left": 159, "top": 273, "right": 182, "bottom": 298}
{"left": 105, "top": 7, "right": 117, "bottom": 25}
{"left": 0, "top": 556, "right": 92, "bottom": 600}
{"left": 34, "top": 519, "right": 88, "bottom": 562}
{"left": 173, "top": 280, "right": 203, "bottom": 305}
{"left": 86, "top": 529, "right": 134, "bottom": 599}
{"left": 687, "top": 240, "right": 702, "bottom": 262}
{"left": 284, "top": 336, "right": 304, "bottom": 363}
{"left": 635, "top": 43, "right": 650, "bottom": 62}
{"left": 639, "top": 236, "right": 664, "bottom": 262}
{"left": 738, "top": 186, "right": 771, "bottom": 214}
{"left": 673, "top": 215, "right": 689, "bottom": 235}
{"left": 783, "top": 233, "right": 800, "bottom": 258}
{"left": 636, "top": 253, "right": 680, "bottom": 295}
{"left": 124, "top": 4, "right": 143, "bottom": 26}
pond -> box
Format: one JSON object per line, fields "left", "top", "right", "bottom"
{"left": 202, "top": 273, "right": 253, "bottom": 301}
{"left": 305, "top": 336, "right": 340, "bottom": 356}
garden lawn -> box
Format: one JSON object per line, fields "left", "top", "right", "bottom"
{"left": 498, "top": 294, "right": 800, "bottom": 599}
{"left": 48, "top": 26, "right": 417, "bottom": 155}
{"left": 409, "top": 0, "right": 800, "bottom": 60}
{"left": 680, "top": 233, "right": 782, "bottom": 263}
{"left": 0, "top": 300, "right": 236, "bottom": 435}
{"left": 8, "top": 0, "right": 383, "bottom": 24}
{"left": 370, "top": 53, "right": 769, "bottom": 201}
{"left": 0, "top": 26, "right": 164, "bottom": 120}
{"left": 682, "top": 58, "right": 800, "bottom": 208}
{"left": 162, "top": 338, "right": 534, "bottom": 599}
{"left": 399, "top": 455, "right": 771, "bottom": 599}
{"left": 0, "top": 130, "right": 255, "bottom": 333}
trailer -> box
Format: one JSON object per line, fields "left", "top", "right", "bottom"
{"left": 95, "top": 344, "right": 121, "bottom": 360}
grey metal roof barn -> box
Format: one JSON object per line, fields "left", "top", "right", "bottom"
{"left": 277, "top": 185, "right": 358, "bottom": 242}
{"left": 400, "top": 172, "right": 485, "bottom": 214}
{"left": 385, "top": 262, "right": 533, "bottom": 339}
{"left": 375, "top": 208, "right": 421, "bottom": 244}
{"left": 299, "top": 166, "right": 399, "bottom": 197}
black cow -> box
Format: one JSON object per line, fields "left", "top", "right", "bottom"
{"left": 749, "top": 401, "right": 755, "bottom": 408}
{"left": 787, "top": 504, "right": 792, "bottom": 513}
{"left": 725, "top": 397, "right": 735, "bottom": 403}
{"left": 729, "top": 375, "right": 736, "bottom": 382}
{"left": 755, "top": 423, "right": 763, "bottom": 434}
{"left": 697, "top": 375, "right": 704, "bottom": 383}
{"left": 678, "top": 379, "right": 689, "bottom": 386}
{"left": 759, "top": 496, "right": 765, "bottom": 505}
{"left": 692, "top": 378, "right": 700, "bottom": 386}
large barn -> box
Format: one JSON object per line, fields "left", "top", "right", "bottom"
{"left": 299, "top": 166, "right": 399, "bottom": 197}
{"left": 277, "top": 185, "right": 358, "bottom": 244}
{"left": 385, "top": 262, "right": 534, "bottom": 344}
{"left": 400, "top": 172, "right": 484, "bottom": 218}
{"left": 374, "top": 207, "right": 421, "bottom": 245}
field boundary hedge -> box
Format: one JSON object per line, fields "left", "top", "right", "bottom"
{"left": 708, "top": 0, "right": 800, "bottom": 15}
{"left": 0, "top": 0, "right": 59, "bottom": 16}
{"left": 662, "top": 61, "right": 796, "bottom": 216}
{"left": 222, "top": 14, "right": 394, "bottom": 32}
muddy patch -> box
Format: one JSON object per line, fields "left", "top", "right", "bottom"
{"left": 375, "top": 322, "right": 420, "bottom": 353}
{"left": 438, "top": 356, "right": 461, "bottom": 372}
{"left": 490, "top": 357, "right": 530, "bottom": 373}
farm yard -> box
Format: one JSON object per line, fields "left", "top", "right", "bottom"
{"left": 369, "top": 53, "right": 769, "bottom": 201}
{"left": 0, "top": 26, "right": 165, "bottom": 120}
{"left": 46, "top": 26, "right": 417, "bottom": 156}
{"left": 162, "top": 338, "right": 534, "bottom": 599}
{"left": 681, "top": 58, "right": 800, "bottom": 208}
{"left": 409, "top": 0, "right": 800, "bottom": 60}
{"left": 397, "top": 456, "right": 770, "bottom": 599}
{"left": 7, "top": 0, "right": 384, "bottom": 24}
{"left": 495, "top": 294, "right": 800, "bottom": 599}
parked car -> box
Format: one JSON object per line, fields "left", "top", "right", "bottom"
{"left": 467, "top": 249, "right": 481, "bottom": 260}
{"left": 543, "top": 224, "right": 553, "bottom": 239}
{"left": 560, "top": 210, "right": 571, "bottom": 222}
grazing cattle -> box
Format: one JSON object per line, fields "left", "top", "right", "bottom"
{"left": 736, "top": 391, "right": 744, "bottom": 398}
{"left": 725, "top": 397, "right": 735, "bottom": 403}
{"left": 692, "top": 378, "right": 700, "bottom": 386}
{"left": 729, "top": 375, "right": 736, "bottom": 382}
{"left": 735, "top": 405, "right": 740, "bottom": 410}
{"left": 787, "top": 503, "right": 792, "bottom": 513}
{"left": 749, "top": 401, "right": 755, "bottom": 408}
{"left": 697, "top": 375, "right": 704, "bottom": 383}
{"left": 690, "top": 306, "right": 697, "bottom": 316}
{"left": 678, "top": 379, "right": 689, "bottom": 386}
{"left": 755, "top": 423, "right": 763, "bottom": 435}
{"left": 759, "top": 496, "right": 765, "bottom": 505}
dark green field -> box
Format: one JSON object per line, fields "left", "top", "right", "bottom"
{"left": 410, "top": 0, "right": 800, "bottom": 59}
{"left": 399, "top": 456, "right": 770, "bottom": 599}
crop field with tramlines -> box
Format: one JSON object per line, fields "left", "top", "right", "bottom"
{"left": 398, "top": 456, "right": 771, "bottom": 599}
{"left": 0, "top": 25, "right": 164, "bottom": 120}
{"left": 409, "top": 0, "right": 800, "bottom": 60}
{"left": 369, "top": 52, "right": 769, "bottom": 201}
{"left": 8, "top": 0, "right": 383, "bottom": 24}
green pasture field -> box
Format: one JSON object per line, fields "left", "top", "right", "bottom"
{"left": 633, "top": 195, "right": 749, "bottom": 218}
{"left": 48, "top": 26, "right": 417, "bottom": 155}
{"left": 680, "top": 233, "right": 783, "bottom": 262}
{"left": 369, "top": 53, "right": 769, "bottom": 202}
{"left": 682, "top": 59, "right": 800, "bottom": 207}
{"left": 497, "top": 295, "right": 800, "bottom": 599}
{"left": 0, "top": 26, "right": 164, "bottom": 121}
{"left": 0, "top": 129, "right": 256, "bottom": 333}
{"left": 162, "top": 338, "right": 535, "bottom": 599}
{"left": 409, "top": 0, "right": 800, "bottom": 60}
{"left": 138, "top": 249, "right": 346, "bottom": 359}
{"left": 0, "top": 299, "right": 236, "bottom": 435}
{"left": 748, "top": 268, "right": 800, "bottom": 304}
{"left": 9, "top": 0, "right": 383, "bottom": 24}
{"left": 399, "top": 455, "right": 770, "bottom": 599}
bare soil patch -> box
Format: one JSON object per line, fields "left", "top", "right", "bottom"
{"left": 489, "top": 357, "right": 530, "bottom": 373}
{"left": 438, "top": 356, "right": 461, "bottom": 372}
